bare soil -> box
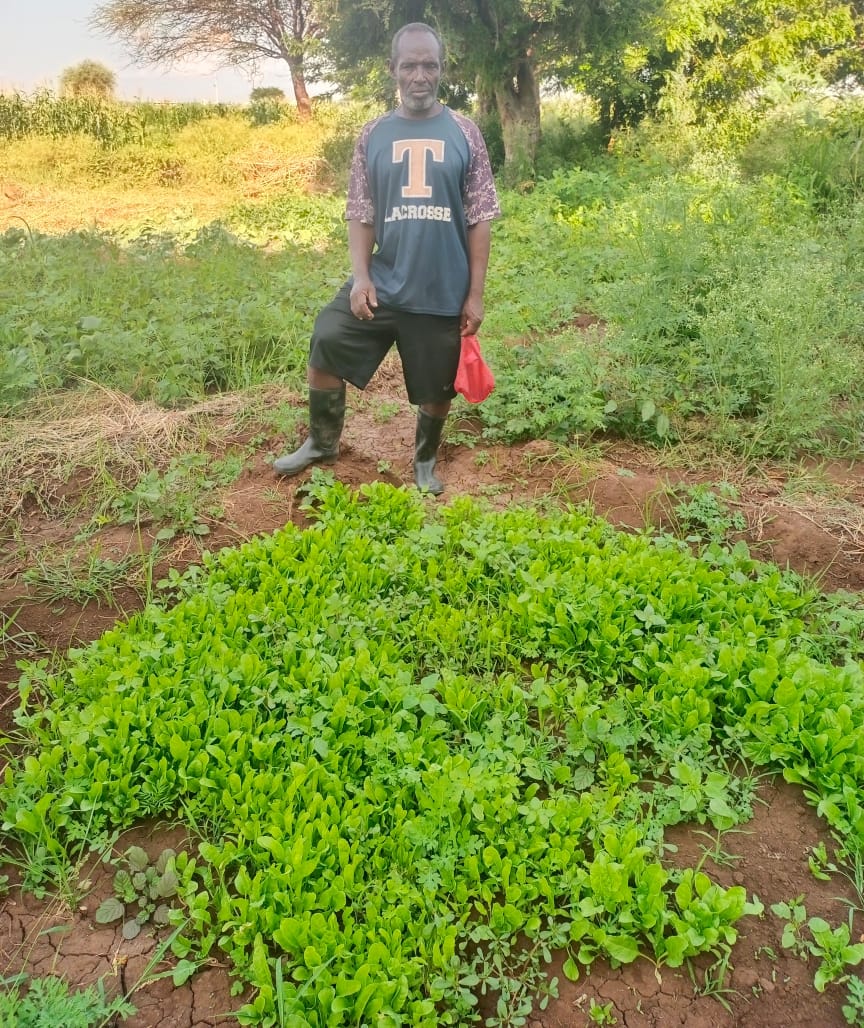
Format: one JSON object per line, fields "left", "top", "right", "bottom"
{"left": 2, "top": 360, "right": 863, "bottom": 1027}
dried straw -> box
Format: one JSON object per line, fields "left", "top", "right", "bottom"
{"left": 0, "top": 384, "right": 292, "bottom": 518}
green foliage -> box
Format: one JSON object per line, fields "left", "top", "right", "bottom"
{"left": 594, "top": 0, "right": 864, "bottom": 133}
{"left": 670, "top": 484, "right": 746, "bottom": 546}
{"left": 22, "top": 547, "right": 144, "bottom": 607}
{"left": 772, "top": 900, "right": 864, "bottom": 992}
{"left": 0, "top": 974, "right": 135, "bottom": 1027}
{"left": 250, "top": 87, "right": 286, "bottom": 102}
{"left": 247, "top": 99, "right": 293, "bottom": 127}
{"left": 0, "top": 92, "right": 235, "bottom": 146}
{"left": 844, "top": 975, "right": 864, "bottom": 1026}
{"left": 108, "top": 452, "right": 243, "bottom": 540}
{"left": 95, "top": 846, "right": 180, "bottom": 940}
{"left": 0, "top": 215, "right": 344, "bottom": 410}
{"left": 516, "top": 157, "right": 864, "bottom": 455}
{"left": 463, "top": 333, "right": 609, "bottom": 445}
{"left": 3, "top": 481, "right": 863, "bottom": 1023}
{"left": 535, "top": 98, "right": 606, "bottom": 179}
{"left": 741, "top": 92, "right": 864, "bottom": 209}
{"left": 3, "top": 100, "right": 864, "bottom": 457}
{"left": 59, "top": 61, "right": 116, "bottom": 100}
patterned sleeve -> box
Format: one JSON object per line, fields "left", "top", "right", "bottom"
{"left": 452, "top": 111, "right": 501, "bottom": 225}
{"left": 345, "top": 118, "right": 380, "bottom": 224}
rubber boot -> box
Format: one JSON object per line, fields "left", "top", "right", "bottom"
{"left": 273, "top": 386, "right": 345, "bottom": 476}
{"left": 414, "top": 409, "right": 446, "bottom": 496}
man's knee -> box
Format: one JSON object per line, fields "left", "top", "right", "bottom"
{"left": 308, "top": 365, "right": 344, "bottom": 389}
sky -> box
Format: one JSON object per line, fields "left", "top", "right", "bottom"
{"left": 1, "top": 0, "right": 297, "bottom": 102}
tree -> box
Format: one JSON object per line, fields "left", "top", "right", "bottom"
{"left": 323, "top": 0, "right": 651, "bottom": 183}
{"left": 575, "top": 0, "right": 864, "bottom": 133}
{"left": 250, "top": 86, "right": 286, "bottom": 101}
{"left": 59, "top": 60, "right": 117, "bottom": 99}
{"left": 91, "top": 0, "right": 324, "bottom": 118}
{"left": 658, "top": 0, "right": 862, "bottom": 116}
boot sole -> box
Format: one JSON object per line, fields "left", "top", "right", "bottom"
{"left": 273, "top": 452, "right": 338, "bottom": 476}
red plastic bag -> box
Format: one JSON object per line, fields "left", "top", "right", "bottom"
{"left": 454, "top": 334, "right": 495, "bottom": 404}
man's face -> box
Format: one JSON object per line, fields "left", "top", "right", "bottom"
{"left": 390, "top": 31, "right": 442, "bottom": 116}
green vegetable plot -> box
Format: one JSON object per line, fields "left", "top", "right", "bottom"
{"left": 3, "top": 479, "right": 864, "bottom": 1026}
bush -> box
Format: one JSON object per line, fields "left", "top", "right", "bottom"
{"left": 535, "top": 96, "right": 606, "bottom": 178}
{"left": 59, "top": 60, "right": 116, "bottom": 100}
{"left": 741, "top": 97, "right": 864, "bottom": 209}
{"left": 250, "top": 86, "right": 286, "bottom": 102}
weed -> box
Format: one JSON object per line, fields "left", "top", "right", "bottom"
{"left": 0, "top": 973, "right": 135, "bottom": 1027}
{"left": 0, "top": 608, "right": 41, "bottom": 658}
{"left": 693, "top": 828, "right": 747, "bottom": 870}
{"left": 95, "top": 846, "right": 180, "bottom": 941}
{"left": 22, "top": 547, "right": 142, "bottom": 608}
{"left": 587, "top": 998, "right": 617, "bottom": 1024}
{"left": 773, "top": 900, "right": 864, "bottom": 992}
{"left": 844, "top": 975, "right": 864, "bottom": 1026}
{"left": 671, "top": 482, "right": 746, "bottom": 546}
{"left": 688, "top": 947, "right": 737, "bottom": 1011}
{"left": 108, "top": 452, "right": 241, "bottom": 540}
{"left": 373, "top": 401, "right": 401, "bottom": 424}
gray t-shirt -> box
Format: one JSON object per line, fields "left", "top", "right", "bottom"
{"left": 346, "top": 107, "right": 500, "bottom": 316}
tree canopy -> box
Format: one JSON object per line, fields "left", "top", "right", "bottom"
{"left": 59, "top": 60, "right": 117, "bottom": 99}
{"left": 324, "top": 0, "right": 655, "bottom": 182}
{"left": 92, "top": 0, "right": 324, "bottom": 117}
{"left": 91, "top": 0, "right": 864, "bottom": 175}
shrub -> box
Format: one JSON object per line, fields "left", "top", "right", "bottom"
{"left": 59, "top": 60, "right": 116, "bottom": 100}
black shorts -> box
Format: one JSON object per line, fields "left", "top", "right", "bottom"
{"left": 309, "top": 285, "right": 461, "bottom": 406}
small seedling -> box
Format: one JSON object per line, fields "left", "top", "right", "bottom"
{"left": 809, "top": 841, "right": 838, "bottom": 881}
{"left": 772, "top": 900, "right": 864, "bottom": 992}
{"left": 588, "top": 999, "right": 617, "bottom": 1025}
{"left": 373, "top": 401, "right": 401, "bottom": 423}
{"left": 96, "top": 846, "right": 179, "bottom": 940}
{"left": 807, "top": 914, "right": 864, "bottom": 992}
{"left": 771, "top": 896, "right": 809, "bottom": 957}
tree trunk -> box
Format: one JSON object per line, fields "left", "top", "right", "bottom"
{"left": 493, "top": 56, "right": 541, "bottom": 187}
{"left": 287, "top": 56, "right": 312, "bottom": 119}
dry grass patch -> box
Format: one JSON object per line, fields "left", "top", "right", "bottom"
{"left": 0, "top": 385, "right": 292, "bottom": 519}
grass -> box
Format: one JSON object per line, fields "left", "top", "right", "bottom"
{"left": 21, "top": 547, "right": 147, "bottom": 609}
{"left": 5, "top": 118, "right": 864, "bottom": 458}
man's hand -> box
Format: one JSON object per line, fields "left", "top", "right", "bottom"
{"left": 350, "top": 277, "right": 378, "bottom": 320}
{"left": 460, "top": 294, "right": 484, "bottom": 336}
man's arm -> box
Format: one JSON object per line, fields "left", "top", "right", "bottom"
{"left": 348, "top": 220, "right": 378, "bottom": 320}
{"left": 461, "top": 219, "right": 492, "bottom": 336}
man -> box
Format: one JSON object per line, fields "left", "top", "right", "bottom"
{"left": 274, "top": 22, "right": 500, "bottom": 495}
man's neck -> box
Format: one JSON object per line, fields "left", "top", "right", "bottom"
{"left": 395, "top": 100, "right": 444, "bottom": 120}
